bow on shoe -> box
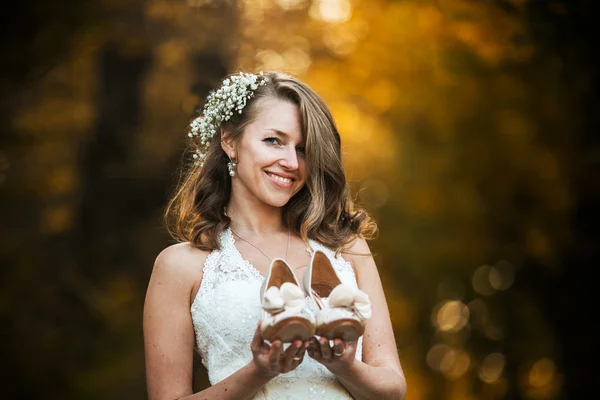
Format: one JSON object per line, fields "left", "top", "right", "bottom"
{"left": 328, "top": 284, "right": 372, "bottom": 321}
{"left": 262, "top": 282, "right": 306, "bottom": 315}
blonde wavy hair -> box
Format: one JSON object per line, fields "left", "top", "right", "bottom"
{"left": 165, "top": 71, "right": 377, "bottom": 253}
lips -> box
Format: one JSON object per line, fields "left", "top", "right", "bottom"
{"left": 265, "top": 171, "right": 295, "bottom": 188}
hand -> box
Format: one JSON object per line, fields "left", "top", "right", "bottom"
{"left": 250, "top": 321, "right": 310, "bottom": 379}
{"left": 307, "top": 336, "right": 357, "bottom": 374}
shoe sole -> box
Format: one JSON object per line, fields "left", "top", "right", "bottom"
{"left": 262, "top": 317, "right": 315, "bottom": 342}
{"left": 317, "top": 319, "right": 363, "bottom": 341}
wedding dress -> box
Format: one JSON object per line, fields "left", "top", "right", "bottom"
{"left": 191, "top": 228, "right": 363, "bottom": 399}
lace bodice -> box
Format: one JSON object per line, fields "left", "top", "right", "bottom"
{"left": 191, "top": 228, "right": 363, "bottom": 399}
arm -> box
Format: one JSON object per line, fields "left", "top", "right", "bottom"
{"left": 308, "top": 237, "right": 407, "bottom": 400}
{"left": 143, "top": 243, "right": 307, "bottom": 400}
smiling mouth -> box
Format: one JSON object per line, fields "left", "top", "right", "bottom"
{"left": 266, "top": 172, "right": 293, "bottom": 183}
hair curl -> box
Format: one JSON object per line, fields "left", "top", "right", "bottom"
{"left": 165, "top": 71, "right": 377, "bottom": 253}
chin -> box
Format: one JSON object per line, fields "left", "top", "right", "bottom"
{"left": 265, "top": 196, "right": 293, "bottom": 208}
{"left": 261, "top": 190, "right": 298, "bottom": 208}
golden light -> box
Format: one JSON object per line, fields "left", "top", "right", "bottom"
{"left": 528, "top": 358, "right": 556, "bottom": 388}
{"left": 426, "top": 343, "right": 452, "bottom": 371}
{"left": 243, "top": 0, "right": 276, "bottom": 11}
{"left": 472, "top": 264, "right": 496, "bottom": 296}
{"left": 323, "top": 26, "right": 359, "bottom": 56}
{"left": 479, "top": 353, "right": 505, "bottom": 384}
{"left": 186, "top": 0, "right": 217, "bottom": 7}
{"left": 440, "top": 348, "right": 471, "bottom": 380}
{"left": 255, "top": 49, "right": 286, "bottom": 71}
{"left": 48, "top": 167, "right": 76, "bottom": 196}
{"left": 156, "top": 40, "right": 187, "bottom": 69}
{"left": 277, "top": 0, "right": 308, "bottom": 10}
{"left": 482, "top": 322, "right": 505, "bottom": 340}
{"left": 281, "top": 47, "right": 311, "bottom": 75}
{"left": 364, "top": 79, "right": 397, "bottom": 113}
{"left": 468, "top": 298, "right": 505, "bottom": 340}
{"left": 41, "top": 205, "right": 73, "bottom": 234}
{"left": 310, "top": 0, "right": 352, "bottom": 23}
{"left": 255, "top": 46, "right": 311, "bottom": 74}
{"left": 489, "top": 260, "right": 515, "bottom": 291}
{"left": 433, "top": 300, "right": 470, "bottom": 332}
{"left": 359, "top": 179, "right": 389, "bottom": 208}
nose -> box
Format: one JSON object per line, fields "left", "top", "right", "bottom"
{"left": 279, "top": 145, "right": 299, "bottom": 170}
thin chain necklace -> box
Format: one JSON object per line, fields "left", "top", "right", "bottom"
{"left": 230, "top": 227, "right": 291, "bottom": 262}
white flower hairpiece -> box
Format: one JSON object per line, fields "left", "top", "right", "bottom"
{"left": 188, "top": 71, "right": 270, "bottom": 165}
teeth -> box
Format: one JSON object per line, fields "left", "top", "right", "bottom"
{"left": 268, "top": 173, "right": 291, "bottom": 183}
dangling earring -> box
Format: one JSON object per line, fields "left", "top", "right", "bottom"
{"left": 227, "top": 157, "right": 237, "bottom": 177}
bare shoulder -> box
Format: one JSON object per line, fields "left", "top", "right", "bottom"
{"left": 342, "top": 235, "right": 371, "bottom": 255}
{"left": 341, "top": 235, "right": 378, "bottom": 279}
{"left": 341, "top": 236, "right": 373, "bottom": 265}
{"left": 150, "top": 242, "right": 210, "bottom": 289}
{"left": 155, "top": 242, "right": 209, "bottom": 271}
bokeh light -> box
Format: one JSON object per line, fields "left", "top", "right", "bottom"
{"left": 432, "top": 300, "right": 470, "bottom": 333}
{"left": 529, "top": 358, "right": 556, "bottom": 388}
{"left": 310, "top": 0, "right": 352, "bottom": 23}
{"left": 472, "top": 264, "right": 497, "bottom": 296}
{"left": 478, "top": 352, "right": 506, "bottom": 384}
{"left": 440, "top": 347, "right": 471, "bottom": 380}
{"left": 489, "top": 260, "right": 515, "bottom": 291}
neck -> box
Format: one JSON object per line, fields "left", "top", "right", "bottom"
{"left": 226, "top": 194, "right": 287, "bottom": 236}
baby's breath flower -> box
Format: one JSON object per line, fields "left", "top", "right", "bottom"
{"left": 189, "top": 71, "right": 269, "bottom": 166}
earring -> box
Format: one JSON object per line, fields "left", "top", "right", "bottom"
{"left": 227, "top": 157, "right": 237, "bottom": 177}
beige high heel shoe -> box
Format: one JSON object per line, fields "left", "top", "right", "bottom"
{"left": 260, "top": 258, "right": 316, "bottom": 342}
{"left": 303, "top": 250, "right": 372, "bottom": 341}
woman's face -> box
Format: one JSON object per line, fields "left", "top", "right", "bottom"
{"left": 230, "top": 97, "right": 306, "bottom": 208}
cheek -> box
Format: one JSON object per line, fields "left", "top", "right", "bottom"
{"left": 298, "top": 161, "right": 307, "bottom": 181}
{"left": 249, "top": 145, "right": 275, "bottom": 166}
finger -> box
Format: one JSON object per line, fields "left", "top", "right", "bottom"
{"left": 268, "top": 340, "right": 283, "bottom": 367}
{"left": 250, "top": 321, "right": 264, "bottom": 353}
{"left": 319, "top": 337, "right": 332, "bottom": 360}
{"left": 282, "top": 340, "right": 302, "bottom": 370}
{"left": 307, "top": 337, "right": 321, "bottom": 360}
{"left": 283, "top": 340, "right": 301, "bottom": 358}
{"left": 294, "top": 341, "right": 308, "bottom": 361}
{"left": 345, "top": 340, "right": 358, "bottom": 354}
{"left": 260, "top": 341, "right": 272, "bottom": 355}
{"left": 332, "top": 338, "right": 345, "bottom": 358}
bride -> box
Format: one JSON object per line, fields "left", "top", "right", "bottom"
{"left": 143, "top": 71, "right": 406, "bottom": 399}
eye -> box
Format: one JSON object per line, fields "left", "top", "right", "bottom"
{"left": 263, "top": 137, "right": 282, "bottom": 146}
{"left": 296, "top": 146, "right": 306, "bottom": 156}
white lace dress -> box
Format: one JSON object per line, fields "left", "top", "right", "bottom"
{"left": 191, "top": 228, "right": 363, "bottom": 399}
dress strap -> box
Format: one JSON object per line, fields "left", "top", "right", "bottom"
{"left": 198, "top": 228, "right": 264, "bottom": 296}
{"left": 197, "top": 230, "right": 229, "bottom": 296}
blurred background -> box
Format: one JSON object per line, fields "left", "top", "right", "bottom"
{"left": 1, "top": 0, "right": 598, "bottom": 399}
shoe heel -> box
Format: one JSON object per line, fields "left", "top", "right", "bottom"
{"left": 318, "top": 320, "right": 363, "bottom": 341}
{"left": 260, "top": 258, "right": 316, "bottom": 342}
{"left": 305, "top": 250, "right": 371, "bottom": 340}
{"left": 264, "top": 316, "right": 315, "bottom": 342}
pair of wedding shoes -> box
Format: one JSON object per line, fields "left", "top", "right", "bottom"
{"left": 259, "top": 250, "right": 372, "bottom": 343}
